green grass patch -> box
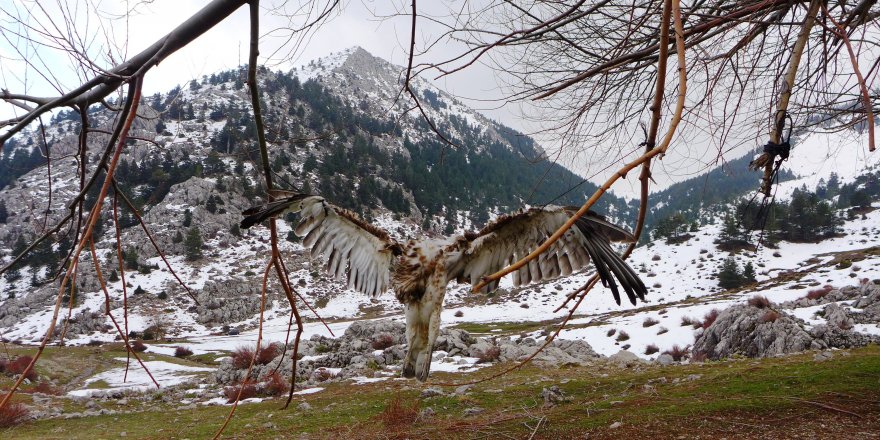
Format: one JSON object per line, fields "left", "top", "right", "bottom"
{"left": 4, "top": 345, "right": 879, "bottom": 439}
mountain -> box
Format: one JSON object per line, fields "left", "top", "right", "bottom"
{"left": 0, "top": 46, "right": 633, "bottom": 339}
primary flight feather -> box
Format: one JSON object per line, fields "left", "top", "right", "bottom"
{"left": 242, "top": 194, "right": 647, "bottom": 381}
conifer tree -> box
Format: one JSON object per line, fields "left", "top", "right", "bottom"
{"left": 183, "top": 209, "right": 193, "bottom": 227}
{"left": 742, "top": 262, "right": 757, "bottom": 284}
{"left": 0, "top": 199, "right": 8, "bottom": 223}
{"left": 184, "top": 227, "right": 203, "bottom": 261}
{"left": 718, "top": 256, "right": 744, "bottom": 289}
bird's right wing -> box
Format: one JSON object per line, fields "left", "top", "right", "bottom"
{"left": 241, "top": 194, "right": 402, "bottom": 297}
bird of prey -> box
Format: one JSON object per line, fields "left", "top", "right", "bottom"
{"left": 241, "top": 194, "right": 646, "bottom": 381}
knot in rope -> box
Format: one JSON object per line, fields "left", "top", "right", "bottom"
{"left": 763, "top": 140, "right": 791, "bottom": 161}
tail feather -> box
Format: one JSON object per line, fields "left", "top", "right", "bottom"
{"left": 240, "top": 193, "right": 313, "bottom": 229}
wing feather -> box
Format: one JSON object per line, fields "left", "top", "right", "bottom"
{"left": 241, "top": 194, "right": 401, "bottom": 297}
{"left": 449, "top": 205, "right": 647, "bottom": 304}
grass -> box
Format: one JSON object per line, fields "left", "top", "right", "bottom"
{"left": 4, "top": 345, "right": 879, "bottom": 438}
{"left": 451, "top": 321, "right": 545, "bottom": 335}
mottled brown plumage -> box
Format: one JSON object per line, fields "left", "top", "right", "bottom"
{"left": 242, "top": 194, "right": 647, "bottom": 381}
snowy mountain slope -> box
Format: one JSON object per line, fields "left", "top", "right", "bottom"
{"left": 0, "top": 47, "right": 877, "bottom": 377}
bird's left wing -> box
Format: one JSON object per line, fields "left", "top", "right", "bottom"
{"left": 241, "top": 194, "right": 402, "bottom": 297}
{"left": 447, "top": 206, "right": 646, "bottom": 305}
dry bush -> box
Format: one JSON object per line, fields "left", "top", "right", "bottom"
{"left": 476, "top": 346, "right": 501, "bottom": 363}
{"left": 680, "top": 316, "right": 697, "bottom": 327}
{"left": 231, "top": 346, "right": 255, "bottom": 369}
{"left": 760, "top": 310, "right": 780, "bottom": 323}
{"left": 702, "top": 310, "right": 721, "bottom": 329}
{"left": 0, "top": 403, "right": 29, "bottom": 428}
{"left": 806, "top": 285, "right": 834, "bottom": 300}
{"left": 454, "top": 310, "right": 464, "bottom": 318}
{"left": 0, "top": 358, "right": 7, "bottom": 373}
{"left": 657, "top": 327, "right": 668, "bottom": 335}
{"left": 615, "top": 331, "right": 630, "bottom": 342}
{"left": 313, "top": 367, "right": 334, "bottom": 382}
{"left": 6, "top": 356, "right": 37, "bottom": 381}
{"left": 131, "top": 340, "right": 148, "bottom": 353}
{"left": 606, "top": 328, "right": 616, "bottom": 337}
{"left": 838, "top": 320, "right": 854, "bottom": 330}
{"left": 377, "top": 393, "right": 420, "bottom": 429}
{"left": 662, "top": 345, "right": 690, "bottom": 362}
{"left": 30, "top": 382, "right": 62, "bottom": 395}
{"left": 256, "top": 343, "right": 279, "bottom": 365}
{"left": 371, "top": 333, "right": 395, "bottom": 350}
{"left": 644, "top": 344, "right": 659, "bottom": 355}
{"left": 262, "top": 372, "right": 289, "bottom": 397}
{"left": 642, "top": 317, "right": 659, "bottom": 327}
{"left": 224, "top": 381, "right": 258, "bottom": 403}
{"left": 691, "top": 351, "right": 708, "bottom": 363}
{"left": 86, "top": 340, "right": 103, "bottom": 347}
{"left": 747, "top": 295, "right": 771, "bottom": 309}
{"left": 174, "top": 346, "right": 194, "bottom": 358}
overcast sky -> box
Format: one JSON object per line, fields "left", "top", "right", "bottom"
{"left": 0, "top": 0, "right": 811, "bottom": 199}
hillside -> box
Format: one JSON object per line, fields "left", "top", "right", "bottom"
{"left": 0, "top": 47, "right": 878, "bottom": 438}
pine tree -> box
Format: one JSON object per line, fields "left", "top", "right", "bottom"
{"left": 184, "top": 227, "right": 203, "bottom": 261}
{"left": 124, "top": 247, "right": 139, "bottom": 270}
{"left": 172, "top": 231, "right": 184, "bottom": 243}
{"left": 717, "top": 213, "right": 743, "bottom": 246}
{"left": 183, "top": 209, "right": 193, "bottom": 227}
{"left": 0, "top": 199, "right": 8, "bottom": 223}
{"left": 229, "top": 223, "right": 241, "bottom": 237}
{"left": 206, "top": 195, "right": 217, "bottom": 214}
{"left": 718, "top": 256, "right": 744, "bottom": 289}
{"left": 108, "top": 269, "right": 120, "bottom": 282}
{"left": 742, "top": 262, "right": 757, "bottom": 283}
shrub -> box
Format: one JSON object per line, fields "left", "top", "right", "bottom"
{"left": 691, "top": 350, "right": 708, "bottom": 362}
{"left": 262, "top": 372, "right": 289, "bottom": 396}
{"left": 7, "top": 356, "right": 38, "bottom": 381}
{"left": 377, "top": 393, "right": 420, "bottom": 429}
{"left": 680, "top": 316, "right": 697, "bottom": 327}
{"left": 642, "top": 317, "right": 660, "bottom": 327}
{"left": 256, "top": 343, "right": 279, "bottom": 365}
{"left": 662, "top": 345, "right": 690, "bottom": 362}
{"left": 702, "top": 309, "right": 721, "bottom": 329}
{"left": 606, "top": 328, "right": 616, "bottom": 337}
{"left": 615, "top": 331, "right": 630, "bottom": 342}
{"left": 131, "top": 340, "right": 148, "bottom": 353}
{"left": 806, "top": 285, "right": 833, "bottom": 300}
{"left": 224, "top": 381, "right": 258, "bottom": 403}
{"left": 31, "top": 381, "right": 61, "bottom": 395}
{"left": 0, "top": 358, "right": 7, "bottom": 373}
{"left": 174, "top": 346, "right": 194, "bottom": 358}
{"left": 231, "top": 346, "right": 255, "bottom": 369}
{"left": 644, "top": 344, "right": 659, "bottom": 355}
{"left": 476, "top": 346, "right": 501, "bottom": 363}
{"left": 86, "top": 339, "right": 103, "bottom": 347}
{"left": 0, "top": 403, "right": 29, "bottom": 428}
{"left": 760, "top": 310, "right": 779, "bottom": 323}
{"left": 454, "top": 310, "right": 464, "bottom": 318}
{"left": 656, "top": 327, "right": 668, "bottom": 335}
{"left": 747, "top": 295, "right": 771, "bottom": 309}
{"left": 313, "top": 367, "right": 334, "bottom": 382}
{"left": 371, "top": 334, "right": 395, "bottom": 350}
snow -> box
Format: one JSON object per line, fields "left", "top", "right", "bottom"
{"left": 67, "top": 358, "right": 213, "bottom": 397}
{"left": 293, "top": 387, "right": 324, "bottom": 395}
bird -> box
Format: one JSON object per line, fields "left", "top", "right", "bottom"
{"left": 241, "top": 193, "right": 647, "bottom": 381}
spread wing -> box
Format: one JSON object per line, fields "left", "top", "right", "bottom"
{"left": 447, "top": 206, "right": 646, "bottom": 305}
{"left": 241, "top": 194, "right": 402, "bottom": 297}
